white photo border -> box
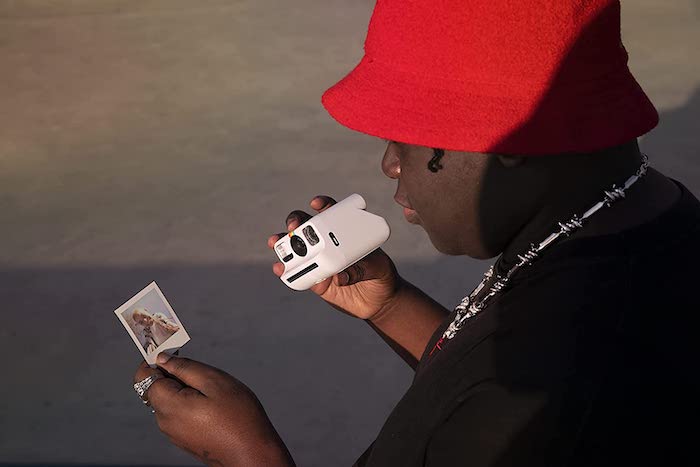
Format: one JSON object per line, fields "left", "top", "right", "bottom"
{"left": 114, "top": 281, "right": 190, "bottom": 367}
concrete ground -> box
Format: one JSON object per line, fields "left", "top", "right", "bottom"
{"left": 1, "top": 1, "right": 698, "bottom": 465}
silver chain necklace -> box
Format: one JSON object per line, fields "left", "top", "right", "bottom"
{"left": 429, "top": 154, "right": 650, "bottom": 356}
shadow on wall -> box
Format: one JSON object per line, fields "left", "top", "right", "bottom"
{"left": 0, "top": 258, "right": 481, "bottom": 466}
{"left": 0, "top": 263, "right": 393, "bottom": 466}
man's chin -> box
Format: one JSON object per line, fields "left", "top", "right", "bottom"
{"left": 426, "top": 232, "right": 464, "bottom": 256}
{"left": 428, "top": 233, "right": 496, "bottom": 258}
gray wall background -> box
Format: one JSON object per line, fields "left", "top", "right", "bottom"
{"left": 1, "top": 1, "right": 698, "bottom": 465}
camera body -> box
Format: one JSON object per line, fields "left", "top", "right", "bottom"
{"left": 273, "top": 194, "right": 391, "bottom": 291}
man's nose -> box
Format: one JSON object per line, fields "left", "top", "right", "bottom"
{"left": 381, "top": 143, "right": 400, "bottom": 179}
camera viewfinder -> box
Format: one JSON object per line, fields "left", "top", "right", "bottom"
{"left": 302, "top": 225, "right": 319, "bottom": 246}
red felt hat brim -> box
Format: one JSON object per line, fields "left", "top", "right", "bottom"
{"left": 322, "top": 55, "right": 659, "bottom": 155}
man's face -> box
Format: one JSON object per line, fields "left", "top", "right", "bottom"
{"left": 381, "top": 141, "right": 532, "bottom": 258}
{"left": 381, "top": 141, "right": 489, "bottom": 256}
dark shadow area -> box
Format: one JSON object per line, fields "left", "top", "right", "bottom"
{"left": 0, "top": 257, "right": 483, "bottom": 466}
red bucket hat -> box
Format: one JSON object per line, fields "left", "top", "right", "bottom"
{"left": 321, "top": 0, "right": 658, "bottom": 155}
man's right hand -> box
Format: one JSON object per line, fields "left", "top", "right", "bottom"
{"left": 267, "top": 195, "right": 403, "bottom": 322}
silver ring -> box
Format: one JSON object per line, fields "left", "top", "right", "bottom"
{"left": 133, "top": 374, "right": 163, "bottom": 405}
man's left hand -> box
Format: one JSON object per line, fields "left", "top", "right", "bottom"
{"left": 133, "top": 354, "right": 295, "bottom": 467}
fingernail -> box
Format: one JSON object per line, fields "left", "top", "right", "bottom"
{"left": 157, "top": 352, "right": 172, "bottom": 364}
{"left": 339, "top": 271, "right": 350, "bottom": 286}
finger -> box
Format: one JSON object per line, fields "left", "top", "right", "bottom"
{"left": 309, "top": 276, "right": 333, "bottom": 295}
{"left": 285, "top": 210, "right": 312, "bottom": 230}
{"left": 270, "top": 232, "right": 289, "bottom": 277}
{"left": 267, "top": 232, "right": 288, "bottom": 249}
{"left": 310, "top": 248, "right": 392, "bottom": 293}
{"left": 310, "top": 195, "right": 337, "bottom": 213}
{"left": 148, "top": 380, "right": 201, "bottom": 417}
{"left": 335, "top": 263, "right": 365, "bottom": 286}
{"left": 133, "top": 361, "right": 181, "bottom": 409}
{"left": 155, "top": 354, "right": 227, "bottom": 396}
{"left": 134, "top": 360, "right": 168, "bottom": 386}
{"left": 335, "top": 248, "right": 393, "bottom": 286}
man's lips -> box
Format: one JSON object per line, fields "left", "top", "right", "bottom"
{"left": 394, "top": 194, "right": 420, "bottom": 224}
{"left": 403, "top": 206, "right": 420, "bottom": 224}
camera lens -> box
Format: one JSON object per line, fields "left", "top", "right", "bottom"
{"left": 302, "top": 225, "right": 319, "bottom": 246}
{"left": 290, "top": 235, "right": 307, "bottom": 257}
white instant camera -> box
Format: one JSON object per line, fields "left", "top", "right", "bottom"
{"left": 274, "top": 194, "right": 391, "bottom": 291}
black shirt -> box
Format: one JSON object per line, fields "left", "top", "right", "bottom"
{"left": 355, "top": 179, "right": 700, "bottom": 466}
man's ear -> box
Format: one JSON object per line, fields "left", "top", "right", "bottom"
{"left": 496, "top": 154, "right": 526, "bottom": 168}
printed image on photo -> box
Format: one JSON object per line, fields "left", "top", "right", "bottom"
{"left": 121, "top": 290, "right": 181, "bottom": 355}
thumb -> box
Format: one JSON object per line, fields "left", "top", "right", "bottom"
{"left": 156, "top": 353, "right": 225, "bottom": 396}
{"left": 336, "top": 248, "right": 395, "bottom": 286}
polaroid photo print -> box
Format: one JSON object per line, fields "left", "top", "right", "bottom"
{"left": 114, "top": 281, "right": 190, "bottom": 367}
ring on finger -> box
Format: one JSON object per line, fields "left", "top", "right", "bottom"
{"left": 133, "top": 373, "right": 163, "bottom": 405}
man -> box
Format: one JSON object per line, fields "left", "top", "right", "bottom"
{"left": 133, "top": 0, "right": 700, "bottom": 465}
